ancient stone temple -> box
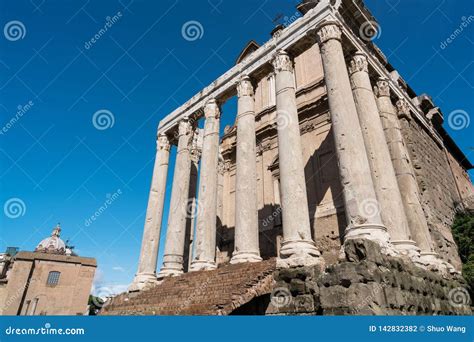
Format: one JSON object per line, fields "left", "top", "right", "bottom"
{"left": 104, "top": 0, "right": 473, "bottom": 315}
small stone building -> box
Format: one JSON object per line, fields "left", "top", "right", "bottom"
{"left": 0, "top": 225, "right": 96, "bottom": 316}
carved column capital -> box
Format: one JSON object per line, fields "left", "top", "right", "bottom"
{"left": 374, "top": 78, "right": 391, "bottom": 98}
{"left": 204, "top": 98, "right": 220, "bottom": 119}
{"left": 236, "top": 75, "right": 254, "bottom": 98}
{"left": 272, "top": 50, "right": 293, "bottom": 73}
{"left": 157, "top": 133, "right": 171, "bottom": 151}
{"left": 190, "top": 128, "right": 202, "bottom": 162}
{"left": 348, "top": 52, "right": 368, "bottom": 75}
{"left": 396, "top": 99, "right": 411, "bottom": 120}
{"left": 315, "top": 21, "right": 342, "bottom": 45}
{"left": 178, "top": 117, "right": 192, "bottom": 137}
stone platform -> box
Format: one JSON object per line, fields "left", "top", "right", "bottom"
{"left": 102, "top": 240, "right": 471, "bottom": 316}
{"left": 101, "top": 259, "right": 276, "bottom": 315}
{"left": 269, "top": 239, "right": 472, "bottom": 315}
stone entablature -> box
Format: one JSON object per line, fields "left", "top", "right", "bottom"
{"left": 129, "top": 0, "right": 473, "bottom": 293}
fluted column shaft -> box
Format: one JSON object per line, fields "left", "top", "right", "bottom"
{"left": 158, "top": 118, "right": 193, "bottom": 278}
{"left": 315, "top": 22, "right": 386, "bottom": 245}
{"left": 348, "top": 52, "right": 416, "bottom": 253}
{"left": 374, "top": 80, "right": 438, "bottom": 264}
{"left": 272, "top": 51, "right": 320, "bottom": 268}
{"left": 129, "top": 134, "right": 170, "bottom": 291}
{"left": 231, "top": 76, "right": 262, "bottom": 264}
{"left": 191, "top": 100, "right": 220, "bottom": 270}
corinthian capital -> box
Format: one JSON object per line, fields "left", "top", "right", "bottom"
{"left": 236, "top": 75, "right": 254, "bottom": 98}
{"left": 374, "top": 78, "right": 390, "bottom": 98}
{"left": 204, "top": 98, "right": 220, "bottom": 119}
{"left": 178, "top": 117, "right": 192, "bottom": 137}
{"left": 157, "top": 133, "right": 170, "bottom": 151}
{"left": 396, "top": 99, "right": 411, "bottom": 120}
{"left": 272, "top": 50, "right": 293, "bottom": 73}
{"left": 348, "top": 52, "right": 368, "bottom": 75}
{"left": 316, "top": 21, "right": 342, "bottom": 45}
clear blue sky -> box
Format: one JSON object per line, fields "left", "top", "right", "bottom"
{"left": 1, "top": 0, "right": 473, "bottom": 295}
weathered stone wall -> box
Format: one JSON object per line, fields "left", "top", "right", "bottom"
{"left": 446, "top": 151, "right": 474, "bottom": 206}
{"left": 269, "top": 239, "right": 471, "bottom": 315}
{"left": 399, "top": 117, "right": 463, "bottom": 269}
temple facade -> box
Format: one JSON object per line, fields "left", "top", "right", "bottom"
{"left": 129, "top": 0, "right": 473, "bottom": 292}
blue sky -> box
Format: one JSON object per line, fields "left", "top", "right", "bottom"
{"left": 1, "top": 0, "right": 473, "bottom": 295}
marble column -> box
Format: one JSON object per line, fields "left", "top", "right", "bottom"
{"left": 348, "top": 52, "right": 416, "bottom": 254}
{"left": 315, "top": 22, "right": 387, "bottom": 246}
{"left": 231, "top": 76, "right": 262, "bottom": 264}
{"left": 158, "top": 118, "right": 193, "bottom": 278}
{"left": 191, "top": 99, "right": 221, "bottom": 270}
{"left": 185, "top": 134, "right": 201, "bottom": 271}
{"left": 374, "top": 79, "right": 440, "bottom": 264}
{"left": 129, "top": 133, "right": 170, "bottom": 291}
{"left": 272, "top": 51, "right": 321, "bottom": 267}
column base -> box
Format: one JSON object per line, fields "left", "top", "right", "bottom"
{"left": 230, "top": 251, "right": 262, "bottom": 264}
{"left": 189, "top": 260, "right": 217, "bottom": 271}
{"left": 277, "top": 239, "right": 322, "bottom": 268}
{"left": 157, "top": 255, "right": 184, "bottom": 279}
{"left": 344, "top": 223, "right": 390, "bottom": 247}
{"left": 391, "top": 239, "right": 420, "bottom": 260}
{"left": 128, "top": 273, "right": 158, "bottom": 292}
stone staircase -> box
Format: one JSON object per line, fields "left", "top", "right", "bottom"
{"left": 101, "top": 258, "right": 276, "bottom": 315}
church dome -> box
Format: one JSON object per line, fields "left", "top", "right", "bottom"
{"left": 35, "top": 224, "right": 66, "bottom": 255}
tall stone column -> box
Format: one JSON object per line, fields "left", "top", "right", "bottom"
{"left": 374, "top": 79, "right": 440, "bottom": 265}
{"left": 185, "top": 133, "right": 201, "bottom": 271}
{"left": 129, "top": 134, "right": 170, "bottom": 291}
{"left": 315, "top": 22, "right": 387, "bottom": 246}
{"left": 191, "top": 99, "right": 221, "bottom": 270}
{"left": 348, "top": 52, "right": 416, "bottom": 254}
{"left": 231, "top": 76, "right": 262, "bottom": 264}
{"left": 158, "top": 118, "right": 193, "bottom": 278}
{"left": 272, "top": 51, "right": 321, "bottom": 267}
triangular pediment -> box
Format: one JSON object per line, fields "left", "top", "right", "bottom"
{"left": 236, "top": 40, "right": 260, "bottom": 65}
